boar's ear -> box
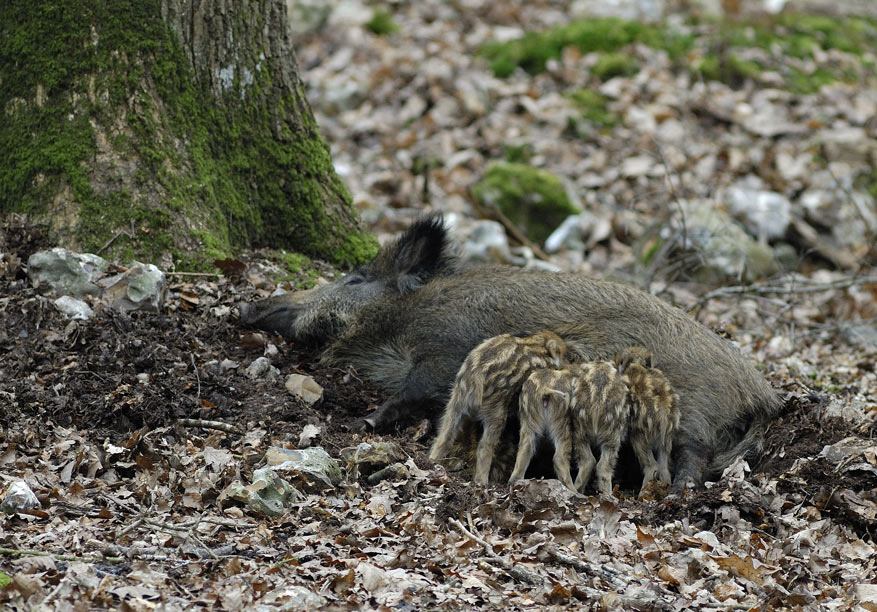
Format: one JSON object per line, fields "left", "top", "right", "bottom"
{"left": 389, "top": 215, "right": 456, "bottom": 293}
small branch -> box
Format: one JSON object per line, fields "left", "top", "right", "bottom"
{"left": 118, "top": 516, "right": 145, "bottom": 537}
{"left": 653, "top": 142, "right": 689, "bottom": 250}
{"left": 0, "top": 546, "right": 125, "bottom": 564}
{"left": 190, "top": 353, "right": 201, "bottom": 401}
{"left": 448, "top": 518, "right": 542, "bottom": 585}
{"left": 701, "top": 274, "right": 877, "bottom": 302}
{"left": 542, "top": 545, "right": 680, "bottom": 610}
{"left": 476, "top": 201, "right": 551, "bottom": 262}
{"left": 167, "top": 271, "right": 223, "bottom": 277}
{"left": 40, "top": 576, "right": 67, "bottom": 607}
{"left": 96, "top": 230, "right": 132, "bottom": 255}
{"left": 177, "top": 418, "right": 242, "bottom": 434}
{"left": 542, "top": 545, "right": 626, "bottom": 590}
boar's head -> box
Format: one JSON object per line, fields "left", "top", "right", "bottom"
{"left": 239, "top": 216, "right": 456, "bottom": 344}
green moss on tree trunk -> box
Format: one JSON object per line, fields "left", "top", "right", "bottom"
{"left": 0, "top": 0, "right": 376, "bottom": 267}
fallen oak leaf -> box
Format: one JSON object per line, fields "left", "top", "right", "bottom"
{"left": 636, "top": 525, "right": 656, "bottom": 547}
{"left": 657, "top": 564, "right": 683, "bottom": 587}
{"left": 711, "top": 554, "right": 764, "bottom": 586}
{"left": 547, "top": 582, "right": 571, "bottom": 604}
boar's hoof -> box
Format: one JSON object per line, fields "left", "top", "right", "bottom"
{"left": 669, "top": 477, "right": 696, "bottom": 495}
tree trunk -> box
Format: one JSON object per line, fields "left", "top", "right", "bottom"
{"left": 0, "top": 0, "right": 376, "bottom": 267}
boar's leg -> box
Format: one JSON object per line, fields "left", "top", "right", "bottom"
{"left": 632, "top": 436, "right": 660, "bottom": 495}
{"left": 429, "top": 379, "right": 475, "bottom": 461}
{"left": 656, "top": 441, "right": 673, "bottom": 485}
{"left": 474, "top": 401, "right": 508, "bottom": 484}
{"left": 550, "top": 424, "right": 576, "bottom": 491}
{"left": 574, "top": 441, "right": 597, "bottom": 492}
{"left": 508, "top": 426, "right": 538, "bottom": 484}
{"left": 594, "top": 439, "right": 621, "bottom": 497}
{"left": 671, "top": 437, "right": 710, "bottom": 491}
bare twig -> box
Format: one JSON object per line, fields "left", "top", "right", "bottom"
{"left": 96, "top": 229, "right": 132, "bottom": 255}
{"left": 700, "top": 274, "right": 877, "bottom": 302}
{"left": 828, "top": 165, "right": 877, "bottom": 236}
{"left": 448, "top": 518, "right": 542, "bottom": 585}
{"left": 476, "top": 201, "right": 552, "bottom": 262}
{"left": 0, "top": 546, "right": 125, "bottom": 564}
{"left": 41, "top": 576, "right": 68, "bottom": 607}
{"left": 177, "top": 418, "right": 242, "bottom": 434}
{"left": 185, "top": 513, "right": 219, "bottom": 560}
{"left": 142, "top": 519, "right": 194, "bottom": 534}
{"left": 190, "top": 353, "right": 201, "bottom": 401}
{"left": 118, "top": 516, "right": 145, "bottom": 537}
{"left": 570, "top": 582, "right": 673, "bottom": 611}
{"left": 166, "top": 271, "right": 223, "bottom": 277}
{"left": 542, "top": 544, "right": 627, "bottom": 590}
{"left": 653, "top": 143, "right": 689, "bottom": 250}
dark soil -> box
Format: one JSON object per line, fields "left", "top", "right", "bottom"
{"left": 0, "top": 217, "right": 869, "bottom": 533}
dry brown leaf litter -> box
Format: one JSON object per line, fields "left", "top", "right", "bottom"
{"left": 3, "top": 0, "right": 877, "bottom": 607}
{"left": 2, "top": 219, "right": 876, "bottom": 609}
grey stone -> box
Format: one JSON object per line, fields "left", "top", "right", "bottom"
{"left": 219, "top": 468, "right": 304, "bottom": 517}
{"left": 1, "top": 480, "right": 40, "bottom": 514}
{"left": 545, "top": 215, "right": 585, "bottom": 254}
{"left": 820, "top": 127, "right": 877, "bottom": 165}
{"left": 53, "top": 296, "right": 94, "bottom": 321}
{"left": 286, "top": 0, "right": 338, "bottom": 38}
{"left": 265, "top": 446, "right": 342, "bottom": 491}
{"left": 28, "top": 248, "right": 107, "bottom": 297}
{"left": 799, "top": 183, "right": 877, "bottom": 257}
{"left": 100, "top": 262, "right": 166, "bottom": 312}
{"left": 219, "top": 359, "right": 240, "bottom": 372}
{"left": 454, "top": 219, "right": 514, "bottom": 264}
{"left": 571, "top": 0, "right": 665, "bottom": 21}
{"left": 725, "top": 178, "right": 792, "bottom": 241}
{"left": 245, "top": 356, "right": 279, "bottom": 380}
{"left": 841, "top": 323, "right": 877, "bottom": 350}
{"left": 544, "top": 212, "right": 613, "bottom": 254}
{"left": 340, "top": 441, "right": 406, "bottom": 478}
{"left": 671, "top": 200, "right": 778, "bottom": 282}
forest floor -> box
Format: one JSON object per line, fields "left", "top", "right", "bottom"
{"left": 3, "top": 0, "right": 877, "bottom": 608}
{"left": 1, "top": 218, "right": 875, "bottom": 609}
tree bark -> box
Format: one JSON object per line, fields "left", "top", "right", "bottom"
{"left": 0, "top": 0, "right": 376, "bottom": 267}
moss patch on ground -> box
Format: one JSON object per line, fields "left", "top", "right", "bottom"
{"left": 472, "top": 162, "right": 578, "bottom": 243}
{"left": 482, "top": 13, "right": 875, "bottom": 93}
{"left": 690, "top": 53, "right": 763, "bottom": 87}
{"left": 269, "top": 250, "right": 322, "bottom": 288}
{"left": 723, "top": 13, "right": 877, "bottom": 59}
{"left": 0, "top": 0, "right": 376, "bottom": 270}
{"left": 481, "top": 17, "right": 693, "bottom": 78}
{"left": 567, "top": 89, "right": 618, "bottom": 128}
{"left": 366, "top": 8, "right": 399, "bottom": 36}
{"left": 592, "top": 52, "right": 640, "bottom": 80}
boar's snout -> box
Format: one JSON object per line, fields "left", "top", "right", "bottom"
{"left": 238, "top": 294, "right": 305, "bottom": 338}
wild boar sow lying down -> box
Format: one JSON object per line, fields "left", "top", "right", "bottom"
{"left": 239, "top": 216, "right": 781, "bottom": 488}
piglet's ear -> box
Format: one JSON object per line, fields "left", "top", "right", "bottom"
{"left": 615, "top": 351, "right": 633, "bottom": 375}
{"left": 380, "top": 215, "right": 457, "bottom": 293}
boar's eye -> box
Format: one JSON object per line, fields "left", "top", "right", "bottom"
{"left": 344, "top": 275, "right": 365, "bottom": 286}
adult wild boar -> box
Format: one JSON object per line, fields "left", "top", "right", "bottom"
{"left": 239, "top": 216, "right": 781, "bottom": 487}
